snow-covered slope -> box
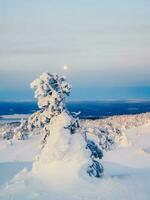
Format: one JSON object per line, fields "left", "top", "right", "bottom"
{"left": 0, "top": 113, "right": 150, "bottom": 200}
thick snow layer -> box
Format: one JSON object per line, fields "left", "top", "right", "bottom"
{"left": 0, "top": 135, "right": 42, "bottom": 162}
{"left": 33, "top": 112, "right": 89, "bottom": 171}
{"left": 0, "top": 115, "right": 150, "bottom": 200}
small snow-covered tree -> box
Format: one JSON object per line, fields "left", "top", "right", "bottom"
{"left": 30, "top": 72, "right": 104, "bottom": 178}
{"left": 13, "top": 120, "right": 28, "bottom": 140}
{"left": 83, "top": 126, "right": 115, "bottom": 151}
{"left": 30, "top": 72, "right": 71, "bottom": 111}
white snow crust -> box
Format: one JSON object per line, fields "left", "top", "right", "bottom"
{"left": 0, "top": 113, "right": 150, "bottom": 200}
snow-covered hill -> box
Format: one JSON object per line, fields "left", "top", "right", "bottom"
{"left": 0, "top": 113, "right": 150, "bottom": 200}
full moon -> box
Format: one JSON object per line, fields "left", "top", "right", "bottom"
{"left": 63, "top": 65, "right": 68, "bottom": 71}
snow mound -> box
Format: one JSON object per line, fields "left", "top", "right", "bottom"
{"left": 32, "top": 111, "right": 89, "bottom": 172}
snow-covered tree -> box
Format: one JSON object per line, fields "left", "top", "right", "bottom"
{"left": 27, "top": 72, "right": 71, "bottom": 131}
{"left": 0, "top": 123, "right": 20, "bottom": 141}
{"left": 83, "top": 126, "right": 115, "bottom": 151}
{"left": 30, "top": 72, "right": 104, "bottom": 178}
{"left": 13, "top": 120, "right": 28, "bottom": 140}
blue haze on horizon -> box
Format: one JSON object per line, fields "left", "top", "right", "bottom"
{"left": 0, "top": 0, "right": 150, "bottom": 101}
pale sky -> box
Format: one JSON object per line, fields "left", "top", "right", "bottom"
{"left": 0, "top": 0, "right": 150, "bottom": 100}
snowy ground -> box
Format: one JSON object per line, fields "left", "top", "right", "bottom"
{"left": 0, "top": 119, "right": 150, "bottom": 200}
